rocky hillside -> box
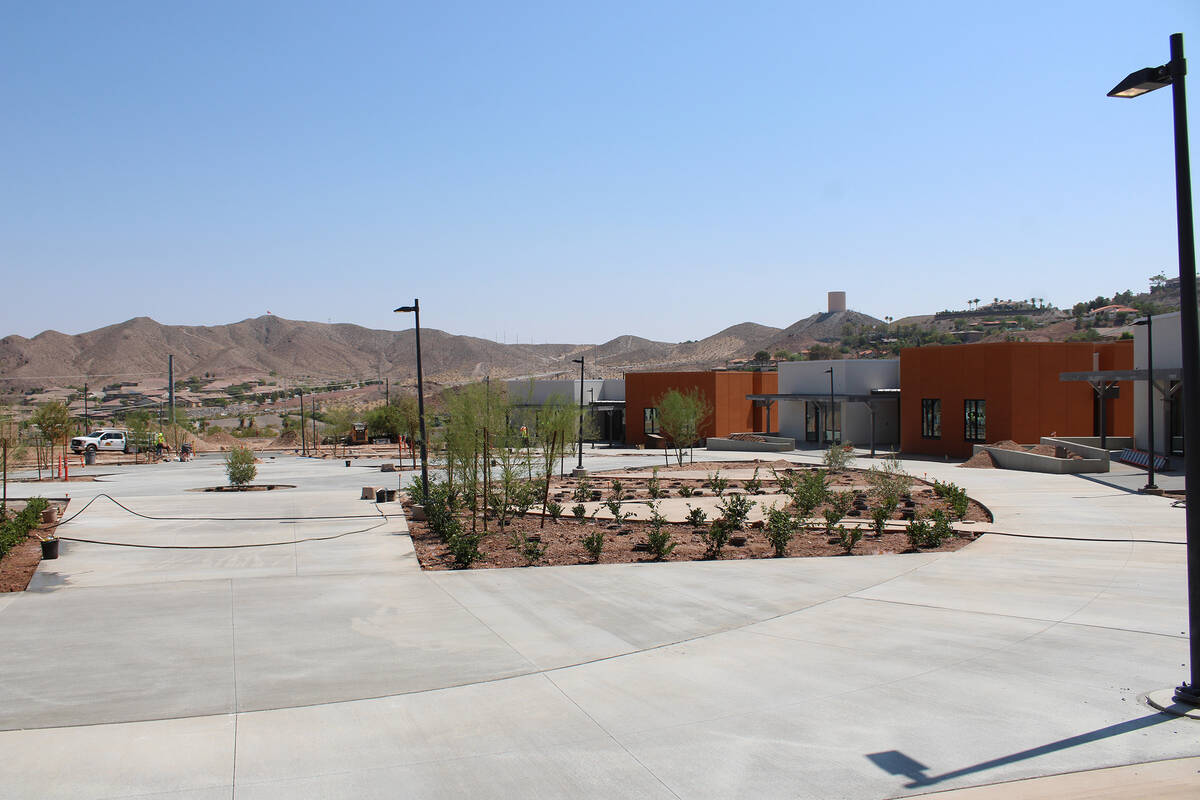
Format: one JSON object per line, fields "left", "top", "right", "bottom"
{"left": 0, "top": 315, "right": 786, "bottom": 391}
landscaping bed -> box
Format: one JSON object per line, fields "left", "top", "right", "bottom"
{"left": 406, "top": 459, "right": 987, "bottom": 570}
{"left": 0, "top": 499, "right": 68, "bottom": 592}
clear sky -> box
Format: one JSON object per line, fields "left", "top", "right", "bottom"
{"left": 2, "top": 1, "right": 1197, "bottom": 344}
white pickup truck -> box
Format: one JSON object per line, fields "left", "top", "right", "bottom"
{"left": 70, "top": 428, "right": 133, "bottom": 454}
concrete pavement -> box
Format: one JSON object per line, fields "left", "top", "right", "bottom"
{"left": 0, "top": 448, "right": 1195, "bottom": 798}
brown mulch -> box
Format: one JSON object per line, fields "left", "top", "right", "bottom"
{"left": 0, "top": 500, "right": 68, "bottom": 592}
{"left": 407, "top": 512, "right": 979, "bottom": 570}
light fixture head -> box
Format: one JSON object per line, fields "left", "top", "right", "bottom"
{"left": 572, "top": 358, "right": 583, "bottom": 364}
{"left": 1107, "top": 65, "right": 1171, "bottom": 98}
{"left": 1133, "top": 317, "right": 1151, "bottom": 326}
{"left": 394, "top": 306, "right": 416, "bottom": 313}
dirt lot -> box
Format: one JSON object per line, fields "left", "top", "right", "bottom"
{"left": 408, "top": 460, "right": 986, "bottom": 570}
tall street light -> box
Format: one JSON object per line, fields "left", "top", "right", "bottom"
{"left": 1133, "top": 316, "right": 1159, "bottom": 492}
{"left": 573, "top": 357, "right": 584, "bottom": 471}
{"left": 1109, "top": 32, "right": 1198, "bottom": 707}
{"left": 394, "top": 301, "right": 429, "bottom": 503}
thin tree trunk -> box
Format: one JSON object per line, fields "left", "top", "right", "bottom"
{"left": 539, "top": 432, "right": 556, "bottom": 529}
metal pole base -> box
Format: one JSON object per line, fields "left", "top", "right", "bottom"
{"left": 1174, "top": 681, "right": 1200, "bottom": 707}
{"left": 1141, "top": 485, "right": 1163, "bottom": 495}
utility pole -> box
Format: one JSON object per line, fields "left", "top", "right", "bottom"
{"left": 168, "top": 355, "right": 175, "bottom": 425}
{"left": 83, "top": 382, "right": 89, "bottom": 433}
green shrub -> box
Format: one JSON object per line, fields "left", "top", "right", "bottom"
{"left": 706, "top": 470, "right": 728, "bottom": 497}
{"left": 823, "top": 443, "right": 855, "bottom": 472}
{"left": 700, "top": 518, "right": 732, "bottom": 560}
{"left": 822, "top": 491, "right": 853, "bottom": 531}
{"left": 931, "top": 481, "right": 969, "bottom": 517}
{"left": 906, "top": 516, "right": 932, "bottom": 550}
{"left": 643, "top": 503, "right": 675, "bottom": 561}
{"left": 225, "top": 446, "right": 257, "bottom": 486}
{"left": 0, "top": 498, "right": 45, "bottom": 559}
{"left": 518, "top": 535, "right": 546, "bottom": 566}
{"left": 647, "top": 468, "right": 665, "bottom": 499}
{"left": 788, "top": 470, "right": 829, "bottom": 519}
{"left": 685, "top": 504, "right": 708, "bottom": 528}
{"left": 572, "top": 476, "right": 592, "bottom": 504}
{"left": 870, "top": 505, "right": 891, "bottom": 536}
{"left": 764, "top": 506, "right": 795, "bottom": 558}
{"left": 835, "top": 524, "right": 863, "bottom": 554}
{"left": 717, "top": 492, "right": 754, "bottom": 530}
{"left": 677, "top": 485, "right": 695, "bottom": 498}
{"left": 447, "top": 530, "right": 483, "bottom": 567}
{"left": 582, "top": 530, "right": 605, "bottom": 561}
{"left": 547, "top": 500, "right": 564, "bottom": 520}
{"left": 608, "top": 479, "right": 623, "bottom": 502}
{"left": 927, "top": 509, "right": 954, "bottom": 546}
{"left": 572, "top": 503, "right": 587, "bottom": 522}
{"left": 744, "top": 466, "right": 762, "bottom": 495}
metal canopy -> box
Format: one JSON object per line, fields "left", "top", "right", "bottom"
{"left": 745, "top": 392, "right": 898, "bottom": 403}
{"left": 1060, "top": 368, "right": 1182, "bottom": 382}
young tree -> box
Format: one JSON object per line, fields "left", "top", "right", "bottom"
{"left": 392, "top": 394, "right": 421, "bottom": 469}
{"left": 656, "top": 388, "right": 713, "bottom": 466}
{"left": 225, "top": 445, "right": 257, "bottom": 486}
{"left": 31, "top": 401, "right": 72, "bottom": 470}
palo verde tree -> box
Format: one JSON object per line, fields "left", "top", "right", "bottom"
{"left": 656, "top": 388, "right": 713, "bottom": 466}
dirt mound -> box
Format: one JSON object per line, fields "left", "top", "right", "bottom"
{"left": 270, "top": 429, "right": 300, "bottom": 448}
{"left": 960, "top": 450, "right": 997, "bottom": 469}
{"left": 203, "top": 429, "right": 241, "bottom": 450}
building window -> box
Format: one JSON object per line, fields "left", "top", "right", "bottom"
{"left": 921, "top": 399, "right": 941, "bottom": 439}
{"left": 964, "top": 399, "right": 986, "bottom": 442}
{"left": 644, "top": 407, "right": 659, "bottom": 435}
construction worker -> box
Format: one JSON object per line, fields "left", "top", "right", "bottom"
{"left": 154, "top": 431, "right": 165, "bottom": 457}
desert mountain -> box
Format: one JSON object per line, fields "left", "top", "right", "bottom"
{"left": 0, "top": 315, "right": 787, "bottom": 390}
{"left": 762, "top": 310, "right": 885, "bottom": 353}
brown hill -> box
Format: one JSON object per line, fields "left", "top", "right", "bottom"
{"left": 762, "top": 310, "right": 885, "bottom": 353}
{"left": 0, "top": 315, "right": 785, "bottom": 390}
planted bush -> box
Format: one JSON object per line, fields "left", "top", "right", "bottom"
{"left": 835, "top": 524, "right": 863, "bottom": 554}
{"left": 645, "top": 505, "right": 675, "bottom": 561}
{"left": 582, "top": 530, "right": 605, "bottom": 561}
{"left": 717, "top": 492, "right": 754, "bottom": 530}
{"left": 225, "top": 446, "right": 257, "bottom": 486}
{"left": 647, "top": 468, "right": 665, "bottom": 499}
{"left": 572, "top": 503, "right": 587, "bottom": 522}
{"left": 518, "top": 534, "right": 546, "bottom": 566}
{"left": 677, "top": 485, "right": 695, "bottom": 498}
{"left": 706, "top": 470, "right": 728, "bottom": 497}
{"left": 823, "top": 443, "right": 855, "bottom": 472}
{"left": 744, "top": 466, "right": 763, "bottom": 495}
{"left": 822, "top": 491, "right": 853, "bottom": 531}
{"left": 447, "top": 530, "right": 483, "bottom": 567}
{"left": 765, "top": 506, "right": 795, "bottom": 558}
{"left": 572, "top": 477, "right": 592, "bottom": 504}
{"left": 547, "top": 500, "right": 564, "bottom": 520}
{"left": 0, "top": 497, "right": 49, "bottom": 559}
{"left": 685, "top": 504, "right": 708, "bottom": 528}
{"left": 788, "top": 469, "right": 829, "bottom": 520}
{"left": 700, "top": 518, "right": 732, "bottom": 560}
{"left": 905, "top": 516, "right": 932, "bottom": 550}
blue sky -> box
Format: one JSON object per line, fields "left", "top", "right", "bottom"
{"left": 2, "top": 1, "right": 1197, "bottom": 344}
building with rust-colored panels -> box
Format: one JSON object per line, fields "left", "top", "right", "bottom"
{"left": 624, "top": 371, "right": 777, "bottom": 447}
{"left": 900, "top": 341, "right": 1134, "bottom": 458}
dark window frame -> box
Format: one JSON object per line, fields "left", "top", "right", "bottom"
{"left": 964, "top": 399, "right": 986, "bottom": 442}
{"left": 644, "top": 407, "right": 659, "bottom": 435}
{"left": 921, "top": 398, "right": 941, "bottom": 440}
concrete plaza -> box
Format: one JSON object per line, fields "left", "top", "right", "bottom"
{"left": 0, "top": 448, "right": 1195, "bottom": 798}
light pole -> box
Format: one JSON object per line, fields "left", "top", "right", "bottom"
{"left": 825, "top": 366, "right": 835, "bottom": 445}
{"left": 1134, "top": 316, "right": 1159, "bottom": 492}
{"left": 394, "top": 301, "right": 429, "bottom": 503}
{"left": 1109, "top": 32, "right": 1198, "bottom": 707}
{"left": 573, "top": 357, "right": 584, "bottom": 470}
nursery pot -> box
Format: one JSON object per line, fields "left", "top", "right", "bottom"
{"left": 345, "top": 460, "right": 351, "bottom": 467}
{"left": 40, "top": 538, "right": 59, "bottom": 560}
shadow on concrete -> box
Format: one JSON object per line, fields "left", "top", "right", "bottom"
{"left": 866, "top": 712, "right": 1173, "bottom": 790}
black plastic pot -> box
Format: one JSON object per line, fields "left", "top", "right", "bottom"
{"left": 41, "top": 538, "right": 59, "bottom": 560}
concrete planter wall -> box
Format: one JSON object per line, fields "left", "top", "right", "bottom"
{"left": 971, "top": 444, "right": 1107, "bottom": 474}
{"left": 706, "top": 436, "right": 796, "bottom": 453}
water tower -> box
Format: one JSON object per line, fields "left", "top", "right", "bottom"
{"left": 828, "top": 291, "right": 846, "bottom": 313}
